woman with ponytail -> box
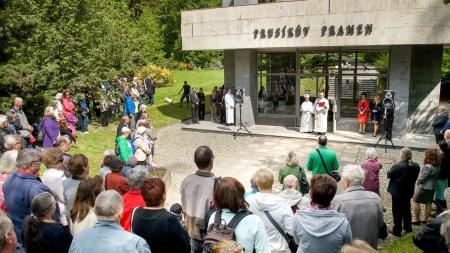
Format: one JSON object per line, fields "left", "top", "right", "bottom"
{"left": 23, "top": 192, "right": 72, "bottom": 253}
{"left": 387, "top": 147, "right": 421, "bottom": 237}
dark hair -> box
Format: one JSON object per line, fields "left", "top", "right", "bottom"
{"left": 194, "top": 146, "right": 214, "bottom": 170}
{"left": 438, "top": 140, "right": 448, "bottom": 153}
{"left": 68, "top": 154, "right": 89, "bottom": 177}
{"left": 141, "top": 178, "right": 165, "bottom": 207}
{"left": 214, "top": 177, "right": 248, "bottom": 213}
{"left": 70, "top": 176, "right": 103, "bottom": 222}
{"left": 423, "top": 149, "right": 441, "bottom": 167}
{"left": 361, "top": 92, "right": 368, "bottom": 98}
{"left": 24, "top": 192, "right": 55, "bottom": 252}
{"left": 102, "top": 155, "right": 115, "bottom": 168}
{"left": 310, "top": 174, "right": 337, "bottom": 208}
{"left": 110, "top": 159, "right": 125, "bottom": 172}
{"left": 318, "top": 135, "right": 327, "bottom": 146}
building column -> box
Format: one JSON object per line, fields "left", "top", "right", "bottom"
{"left": 408, "top": 45, "right": 443, "bottom": 134}
{"left": 389, "top": 46, "right": 412, "bottom": 138}
{"left": 223, "top": 50, "right": 235, "bottom": 88}
{"left": 234, "top": 49, "right": 257, "bottom": 127}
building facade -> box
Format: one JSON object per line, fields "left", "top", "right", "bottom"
{"left": 181, "top": 0, "right": 450, "bottom": 138}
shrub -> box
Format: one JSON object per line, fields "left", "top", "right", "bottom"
{"left": 136, "top": 64, "right": 175, "bottom": 88}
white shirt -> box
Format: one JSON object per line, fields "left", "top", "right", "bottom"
{"left": 70, "top": 208, "right": 98, "bottom": 236}
{"left": 42, "top": 168, "right": 67, "bottom": 202}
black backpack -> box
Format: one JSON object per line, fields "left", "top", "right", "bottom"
{"left": 202, "top": 209, "right": 252, "bottom": 253}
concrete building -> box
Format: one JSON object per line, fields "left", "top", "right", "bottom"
{"left": 181, "top": 0, "right": 450, "bottom": 138}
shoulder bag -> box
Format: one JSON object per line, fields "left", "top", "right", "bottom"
{"left": 316, "top": 148, "right": 341, "bottom": 182}
{"left": 264, "top": 211, "right": 298, "bottom": 252}
{"left": 298, "top": 168, "right": 309, "bottom": 195}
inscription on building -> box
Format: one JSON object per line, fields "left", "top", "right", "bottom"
{"left": 253, "top": 24, "right": 373, "bottom": 39}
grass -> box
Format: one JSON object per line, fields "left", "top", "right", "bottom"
{"left": 69, "top": 70, "right": 224, "bottom": 173}
{"left": 380, "top": 232, "right": 421, "bottom": 253}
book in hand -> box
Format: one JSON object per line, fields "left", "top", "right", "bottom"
{"left": 318, "top": 102, "right": 325, "bottom": 107}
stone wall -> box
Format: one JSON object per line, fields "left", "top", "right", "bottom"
{"left": 182, "top": 0, "right": 450, "bottom": 50}
{"left": 407, "top": 45, "right": 443, "bottom": 134}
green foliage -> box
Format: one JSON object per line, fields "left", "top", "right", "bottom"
{"left": 137, "top": 64, "right": 175, "bottom": 87}
{"left": 442, "top": 49, "right": 450, "bottom": 78}
{"left": 0, "top": 0, "right": 162, "bottom": 118}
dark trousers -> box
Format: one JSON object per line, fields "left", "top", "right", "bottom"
{"left": 385, "top": 119, "right": 394, "bottom": 140}
{"left": 191, "top": 104, "right": 199, "bottom": 123}
{"left": 198, "top": 104, "right": 205, "bottom": 120}
{"left": 435, "top": 134, "right": 444, "bottom": 144}
{"left": 190, "top": 239, "right": 203, "bottom": 253}
{"left": 392, "top": 195, "right": 412, "bottom": 235}
{"left": 180, "top": 93, "right": 190, "bottom": 107}
{"left": 100, "top": 111, "right": 109, "bottom": 127}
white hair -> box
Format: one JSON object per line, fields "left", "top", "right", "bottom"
{"left": 3, "top": 135, "right": 20, "bottom": 150}
{"left": 16, "top": 148, "right": 40, "bottom": 170}
{"left": 0, "top": 150, "right": 18, "bottom": 174}
{"left": 283, "top": 175, "right": 298, "bottom": 190}
{"left": 95, "top": 190, "right": 123, "bottom": 221}
{"left": 140, "top": 104, "right": 147, "bottom": 111}
{"left": 365, "top": 148, "right": 377, "bottom": 160}
{"left": 342, "top": 164, "right": 366, "bottom": 186}
{"left": 127, "top": 166, "right": 148, "bottom": 190}
{"left": 0, "top": 115, "right": 7, "bottom": 126}
{"left": 103, "top": 150, "right": 115, "bottom": 157}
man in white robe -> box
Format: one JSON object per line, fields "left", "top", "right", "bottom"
{"left": 224, "top": 89, "right": 235, "bottom": 125}
{"left": 314, "top": 91, "right": 330, "bottom": 134}
{"left": 300, "top": 94, "right": 314, "bottom": 133}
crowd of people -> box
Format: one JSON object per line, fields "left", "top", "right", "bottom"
{"left": 0, "top": 81, "right": 450, "bottom": 253}
{"left": 0, "top": 125, "right": 448, "bottom": 253}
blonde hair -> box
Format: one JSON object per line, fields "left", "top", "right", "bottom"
{"left": 212, "top": 240, "right": 244, "bottom": 253}
{"left": 254, "top": 168, "right": 274, "bottom": 191}
{"left": 41, "top": 148, "right": 64, "bottom": 168}
{"left": 285, "top": 151, "right": 299, "bottom": 167}
{"left": 341, "top": 240, "right": 377, "bottom": 253}
{"left": 0, "top": 211, "right": 14, "bottom": 250}
{"left": 44, "top": 106, "right": 54, "bottom": 117}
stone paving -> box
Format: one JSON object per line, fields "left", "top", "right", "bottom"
{"left": 155, "top": 122, "right": 428, "bottom": 250}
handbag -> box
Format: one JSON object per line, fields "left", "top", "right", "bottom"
{"left": 264, "top": 211, "right": 298, "bottom": 252}
{"left": 299, "top": 168, "right": 309, "bottom": 195}
{"left": 316, "top": 148, "right": 341, "bottom": 182}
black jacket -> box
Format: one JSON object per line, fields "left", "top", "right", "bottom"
{"left": 413, "top": 212, "right": 450, "bottom": 253}
{"left": 433, "top": 112, "right": 449, "bottom": 135}
{"left": 387, "top": 160, "right": 420, "bottom": 198}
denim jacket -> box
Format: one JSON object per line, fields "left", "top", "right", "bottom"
{"left": 69, "top": 220, "right": 151, "bottom": 253}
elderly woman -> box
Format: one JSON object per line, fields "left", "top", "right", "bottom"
{"left": 0, "top": 149, "right": 18, "bottom": 212}
{"left": 293, "top": 174, "right": 352, "bottom": 253}
{"left": 63, "top": 154, "right": 89, "bottom": 222}
{"left": 23, "top": 192, "right": 72, "bottom": 253}
{"left": 412, "top": 149, "right": 442, "bottom": 225}
{"left": 278, "top": 175, "right": 310, "bottom": 213}
{"left": 131, "top": 178, "right": 190, "bottom": 253}
{"left": 134, "top": 126, "right": 152, "bottom": 166}
{"left": 207, "top": 177, "right": 270, "bottom": 253}
{"left": 0, "top": 212, "right": 20, "bottom": 253}
{"left": 278, "top": 151, "right": 306, "bottom": 192}
{"left": 120, "top": 166, "right": 147, "bottom": 231}
{"left": 3, "top": 134, "right": 22, "bottom": 151}
{"left": 42, "top": 106, "right": 60, "bottom": 148}
{"left": 41, "top": 148, "right": 67, "bottom": 225}
{"left": 136, "top": 104, "right": 148, "bottom": 125}
{"left": 70, "top": 176, "right": 103, "bottom": 235}
{"left": 387, "top": 147, "right": 420, "bottom": 236}
{"left": 116, "top": 127, "right": 133, "bottom": 162}
{"left": 360, "top": 148, "right": 383, "bottom": 195}
{"left": 104, "top": 159, "right": 130, "bottom": 195}
{"left": 62, "top": 92, "right": 77, "bottom": 137}
{"left": 53, "top": 93, "right": 64, "bottom": 122}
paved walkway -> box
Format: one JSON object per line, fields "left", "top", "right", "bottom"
{"left": 181, "top": 119, "right": 436, "bottom": 150}
{"left": 156, "top": 122, "right": 427, "bottom": 250}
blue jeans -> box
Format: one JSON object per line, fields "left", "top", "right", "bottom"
{"left": 190, "top": 239, "right": 203, "bottom": 253}
{"left": 80, "top": 114, "right": 89, "bottom": 132}
{"left": 147, "top": 94, "right": 154, "bottom": 105}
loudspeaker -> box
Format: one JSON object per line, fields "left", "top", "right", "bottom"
{"left": 382, "top": 90, "right": 396, "bottom": 109}
{"left": 235, "top": 88, "right": 244, "bottom": 104}
{"left": 383, "top": 90, "right": 395, "bottom": 101}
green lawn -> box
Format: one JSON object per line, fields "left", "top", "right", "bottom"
{"left": 69, "top": 70, "right": 224, "bottom": 172}
{"left": 380, "top": 232, "right": 421, "bottom": 253}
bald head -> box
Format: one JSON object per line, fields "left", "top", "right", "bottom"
{"left": 438, "top": 106, "right": 447, "bottom": 113}
{"left": 318, "top": 135, "right": 327, "bottom": 146}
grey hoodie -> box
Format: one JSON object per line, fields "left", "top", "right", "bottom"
{"left": 293, "top": 208, "right": 352, "bottom": 253}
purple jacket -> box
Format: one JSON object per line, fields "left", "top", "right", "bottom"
{"left": 42, "top": 116, "right": 60, "bottom": 148}
{"left": 361, "top": 159, "right": 383, "bottom": 195}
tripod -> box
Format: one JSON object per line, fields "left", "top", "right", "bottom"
{"left": 234, "top": 103, "right": 252, "bottom": 139}
{"left": 374, "top": 107, "right": 396, "bottom": 153}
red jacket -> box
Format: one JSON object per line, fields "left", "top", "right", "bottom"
{"left": 105, "top": 172, "right": 130, "bottom": 196}
{"left": 120, "top": 190, "right": 146, "bottom": 231}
